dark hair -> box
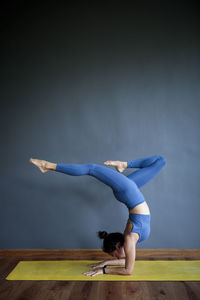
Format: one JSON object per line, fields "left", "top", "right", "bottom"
{"left": 97, "top": 231, "right": 124, "bottom": 253}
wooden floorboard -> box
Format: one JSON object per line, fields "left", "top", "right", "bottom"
{"left": 0, "top": 249, "right": 200, "bottom": 300}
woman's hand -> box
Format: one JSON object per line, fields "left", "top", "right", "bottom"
{"left": 104, "top": 160, "right": 127, "bottom": 173}
{"left": 83, "top": 267, "right": 103, "bottom": 277}
{"left": 88, "top": 261, "right": 105, "bottom": 269}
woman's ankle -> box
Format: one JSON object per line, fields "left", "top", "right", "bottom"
{"left": 46, "top": 161, "right": 57, "bottom": 170}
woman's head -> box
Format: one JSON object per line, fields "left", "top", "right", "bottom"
{"left": 98, "top": 231, "right": 125, "bottom": 258}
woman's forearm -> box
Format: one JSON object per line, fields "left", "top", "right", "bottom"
{"left": 105, "top": 266, "right": 131, "bottom": 275}
{"left": 104, "top": 258, "right": 125, "bottom": 266}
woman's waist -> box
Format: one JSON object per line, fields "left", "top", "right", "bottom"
{"left": 129, "top": 213, "right": 151, "bottom": 225}
{"left": 129, "top": 201, "right": 150, "bottom": 215}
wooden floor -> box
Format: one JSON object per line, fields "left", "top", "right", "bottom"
{"left": 0, "top": 249, "right": 200, "bottom": 300}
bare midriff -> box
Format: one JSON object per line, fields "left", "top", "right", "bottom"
{"left": 129, "top": 201, "right": 150, "bottom": 215}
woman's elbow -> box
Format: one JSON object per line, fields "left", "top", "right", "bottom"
{"left": 125, "top": 268, "right": 134, "bottom": 275}
{"left": 126, "top": 271, "right": 132, "bottom": 275}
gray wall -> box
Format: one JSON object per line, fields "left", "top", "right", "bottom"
{"left": 1, "top": 1, "right": 199, "bottom": 249}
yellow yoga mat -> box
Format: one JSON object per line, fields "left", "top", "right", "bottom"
{"left": 6, "top": 260, "right": 200, "bottom": 281}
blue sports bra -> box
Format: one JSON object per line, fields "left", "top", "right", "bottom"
{"left": 126, "top": 213, "right": 151, "bottom": 243}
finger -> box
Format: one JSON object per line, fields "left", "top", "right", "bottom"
{"left": 83, "top": 272, "right": 91, "bottom": 275}
{"left": 93, "top": 266, "right": 101, "bottom": 270}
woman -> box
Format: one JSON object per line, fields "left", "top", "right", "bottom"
{"left": 29, "top": 154, "right": 166, "bottom": 276}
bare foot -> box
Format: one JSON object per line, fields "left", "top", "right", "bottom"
{"left": 104, "top": 160, "right": 127, "bottom": 173}
{"left": 29, "top": 158, "right": 49, "bottom": 173}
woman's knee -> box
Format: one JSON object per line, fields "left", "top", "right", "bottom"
{"left": 158, "top": 155, "right": 167, "bottom": 166}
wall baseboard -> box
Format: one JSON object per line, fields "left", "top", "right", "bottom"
{"left": 0, "top": 249, "right": 199, "bottom": 259}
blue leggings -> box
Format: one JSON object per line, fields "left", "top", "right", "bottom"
{"left": 55, "top": 155, "right": 166, "bottom": 210}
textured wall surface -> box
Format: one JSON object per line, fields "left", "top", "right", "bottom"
{"left": 0, "top": 1, "right": 199, "bottom": 249}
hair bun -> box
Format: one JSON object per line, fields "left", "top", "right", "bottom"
{"left": 98, "top": 231, "right": 108, "bottom": 239}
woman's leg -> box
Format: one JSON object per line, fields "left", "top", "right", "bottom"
{"left": 126, "top": 155, "right": 166, "bottom": 188}
{"left": 30, "top": 158, "right": 145, "bottom": 209}
{"left": 29, "top": 158, "right": 131, "bottom": 192}
{"left": 56, "top": 163, "right": 131, "bottom": 192}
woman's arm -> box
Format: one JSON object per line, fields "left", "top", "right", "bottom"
{"left": 105, "top": 236, "right": 136, "bottom": 275}
{"left": 88, "top": 258, "right": 125, "bottom": 270}
{"left": 105, "top": 258, "right": 125, "bottom": 266}
{"left": 84, "top": 237, "right": 136, "bottom": 277}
